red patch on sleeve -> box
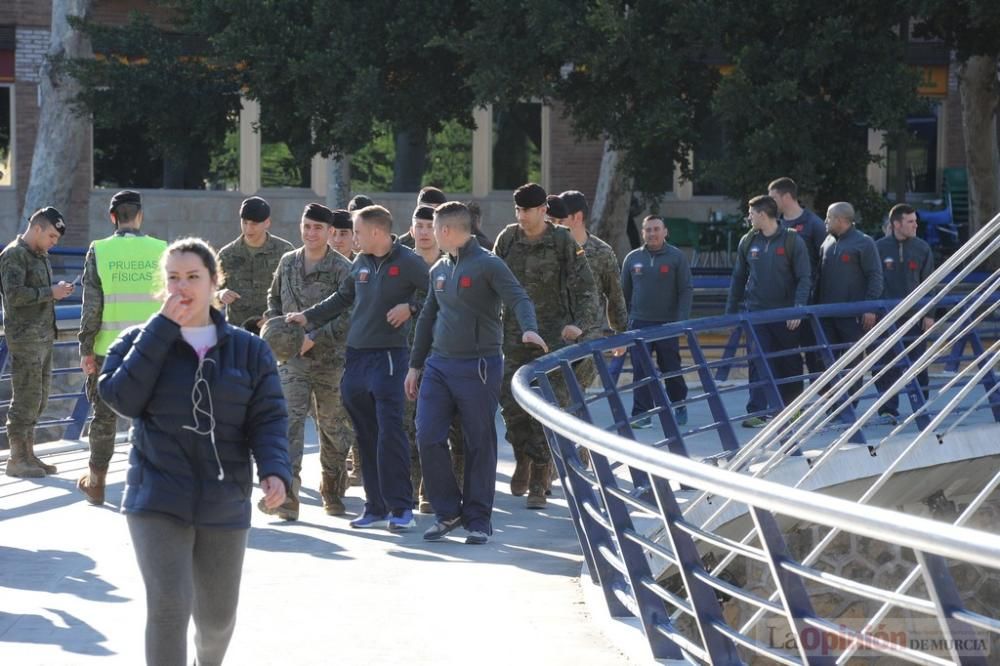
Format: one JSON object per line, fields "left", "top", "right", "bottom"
{"left": 659, "top": 264, "right": 670, "bottom": 274}
{"left": 388, "top": 265, "right": 400, "bottom": 277}
{"left": 840, "top": 253, "right": 851, "bottom": 263}
{"left": 776, "top": 246, "right": 786, "bottom": 256}
{"left": 908, "top": 260, "right": 918, "bottom": 271}
{"left": 460, "top": 275, "right": 472, "bottom": 288}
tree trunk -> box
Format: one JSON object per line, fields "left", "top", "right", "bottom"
{"left": 326, "top": 154, "right": 351, "bottom": 209}
{"left": 590, "top": 139, "right": 633, "bottom": 260}
{"left": 21, "top": 0, "right": 94, "bottom": 223}
{"left": 958, "top": 54, "right": 1000, "bottom": 269}
{"left": 391, "top": 127, "right": 427, "bottom": 192}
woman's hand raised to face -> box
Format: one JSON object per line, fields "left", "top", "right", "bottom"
{"left": 160, "top": 292, "right": 198, "bottom": 327}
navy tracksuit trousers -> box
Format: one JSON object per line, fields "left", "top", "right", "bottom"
{"left": 341, "top": 347, "right": 412, "bottom": 516}
{"left": 629, "top": 319, "right": 688, "bottom": 416}
{"left": 416, "top": 354, "right": 502, "bottom": 534}
{"left": 746, "top": 320, "right": 804, "bottom": 414}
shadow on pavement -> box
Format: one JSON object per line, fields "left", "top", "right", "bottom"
{"left": 0, "top": 609, "right": 114, "bottom": 656}
{"left": 0, "top": 476, "right": 125, "bottom": 522}
{"left": 247, "top": 526, "right": 352, "bottom": 561}
{"left": 0, "top": 546, "right": 129, "bottom": 602}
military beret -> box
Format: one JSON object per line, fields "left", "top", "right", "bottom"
{"left": 35, "top": 206, "right": 66, "bottom": 236}
{"left": 417, "top": 187, "right": 447, "bottom": 207}
{"left": 303, "top": 203, "right": 335, "bottom": 225}
{"left": 546, "top": 195, "right": 568, "bottom": 220}
{"left": 559, "top": 190, "right": 589, "bottom": 217}
{"left": 240, "top": 196, "right": 271, "bottom": 223}
{"left": 348, "top": 194, "right": 374, "bottom": 212}
{"left": 109, "top": 190, "right": 141, "bottom": 213}
{"left": 331, "top": 209, "right": 352, "bottom": 230}
{"left": 412, "top": 205, "right": 435, "bottom": 222}
{"left": 514, "top": 183, "right": 546, "bottom": 209}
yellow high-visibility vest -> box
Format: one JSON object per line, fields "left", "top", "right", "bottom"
{"left": 93, "top": 234, "right": 167, "bottom": 356}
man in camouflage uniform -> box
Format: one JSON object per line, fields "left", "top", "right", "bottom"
{"left": 1, "top": 208, "right": 74, "bottom": 477}
{"left": 217, "top": 196, "right": 294, "bottom": 330}
{"left": 557, "top": 190, "right": 628, "bottom": 387}
{"left": 400, "top": 205, "right": 451, "bottom": 513}
{"left": 77, "top": 190, "right": 167, "bottom": 503}
{"left": 260, "top": 204, "right": 353, "bottom": 520}
{"left": 494, "top": 183, "right": 597, "bottom": 509}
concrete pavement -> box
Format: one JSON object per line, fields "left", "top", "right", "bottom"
{"left": 0, "top": 421, "right": 637, "bottom": 666}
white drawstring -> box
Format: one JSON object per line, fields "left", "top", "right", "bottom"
{"left": 478, "top": 357, "right": 488, "bottom": 385}
{"left": 181, "top": 357, "right": 224, "bottom": 481}
{"left": 387, "top": 350, "right": 394, "bottom": 376}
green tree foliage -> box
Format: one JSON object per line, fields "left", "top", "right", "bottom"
{"left": 705, "top": 0, "right": 922, "bottom": 227}
{"left": 63, "top": 11, "right": 241, "bottom": 189}
{"left": 190, "top": 0, "right": 477, "bottom": 187}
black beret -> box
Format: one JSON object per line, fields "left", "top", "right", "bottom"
{"left": 348, "top": 194, "right": 374, "bottom": 212}
{"left": 546, "top": 195, "right": 568, "bottom": 220}
{"left": 303, "top": 203, "right": 335, "bottom": 224}
{"left": 513, "top": 183, "right": 547, "bottom": 209}
{"left": 35, "top": 207, "right": 66, "bottom": 236}
{"left": 109, "top": 190, "right": 141, "bottom": 213}
{"left": 417, "top": 187, "right": 447, "bottom": 207}
{"left": 559, "top": 190, "right": 589, "bottom": 217}
{"left": 331, "top": 209, "right": 352, "bottom": 229}
{"left": 239, "top": 196, "right": 271, "bottom": 222}
{"left": 412, "top": 205, "right": 435, "bottom": 221}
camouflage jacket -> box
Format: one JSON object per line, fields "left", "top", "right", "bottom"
{"left": 582, "top": 233, "right": 629, "bottom": 335}
{"left": 493, "top": 221, "right": 597, "bottom": 348}
{"left": 0, "top": 237, "right": 57, "bottom": 343}
{"left": 218, "top": 233, "right": 295, "bottom": 327}
{"left": 78, "top": 229, "right": 161, "bottom": 357}
{"left": 265, "top": 247, "right": 352, "bottom": 359}
{"left": 408, "top": 247, "right": 446, "bottom": 347}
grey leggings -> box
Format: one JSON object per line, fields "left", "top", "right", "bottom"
{"left": 127, "top": 513, "right": 249, "bottom": 666}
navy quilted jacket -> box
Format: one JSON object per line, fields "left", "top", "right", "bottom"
{"left": 99, "top": 309, "right": 291, "bottom": 528}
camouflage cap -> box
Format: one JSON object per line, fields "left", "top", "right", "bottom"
{"left": 260, "top": 316, "right": 304, "bottom": 362}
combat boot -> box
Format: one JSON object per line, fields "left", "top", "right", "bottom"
{"left": 510, "top": 451, "right": 529, "bottom": 496}
{"left": 26, "top": 434, "right": 57, "bottom": 474}
{"left": 417, "top": 480, "right": 433, "bottom": 514}
{"left": 77, "top": 463, "right": 108, "bottom": 505}
{"left": 526, "top": 461, "right": 549, "bottom": 510}
{"left": 320, "top": 470, "right": 346, "bottom": 516}
{"left": 4, "top": 436, "right": 45, "bottom": 478}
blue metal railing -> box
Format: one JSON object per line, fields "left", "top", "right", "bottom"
{"left": 514, "top": 204, "right": 1000, "bottom": 663}
{"left": 513, "top": 301, "right": 1000, "bottom": 663}
{"left": 0, "top": 303, "right": 91, "bottom": 442}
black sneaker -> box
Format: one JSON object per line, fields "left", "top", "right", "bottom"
{"left": 423, "top": 516, "right": 462, "bottom": 541}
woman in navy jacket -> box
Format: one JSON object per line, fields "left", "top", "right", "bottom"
{"left": 99, "top": 237, "right": 290, "bottom": 666}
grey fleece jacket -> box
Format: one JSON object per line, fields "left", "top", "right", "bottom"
{"left": 303, "top": 238, "right": 428, "bottom": 349}
{"left": 620, "top": 243, "right": 693, "bottom": 323}
{"left": 410, "top": 237, "right": 538, "bottom": 369}
{"left": 874, "top": 234, "right": 934, "bottom": 300}
{"left": 726, "top": 226, "right": 811, "bottom": 313}
{"left": 816, "top": 226, "right": 884, "bottom": 305}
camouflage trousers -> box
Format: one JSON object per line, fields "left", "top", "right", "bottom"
{"left": 86, "top": 355, "right": 120, "bottom": 467}
{"left": 5, "top": 340, "right": 53, "bottom": 441}
{"left": 499, "top": 342, "right": 570, "bottom": 464}
{"left": 280, "top": 354, "right": 352, "bottom": 479}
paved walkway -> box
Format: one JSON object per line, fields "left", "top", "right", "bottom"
{"left": 0, "top": 421, "right": 635, "bottom": 666}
